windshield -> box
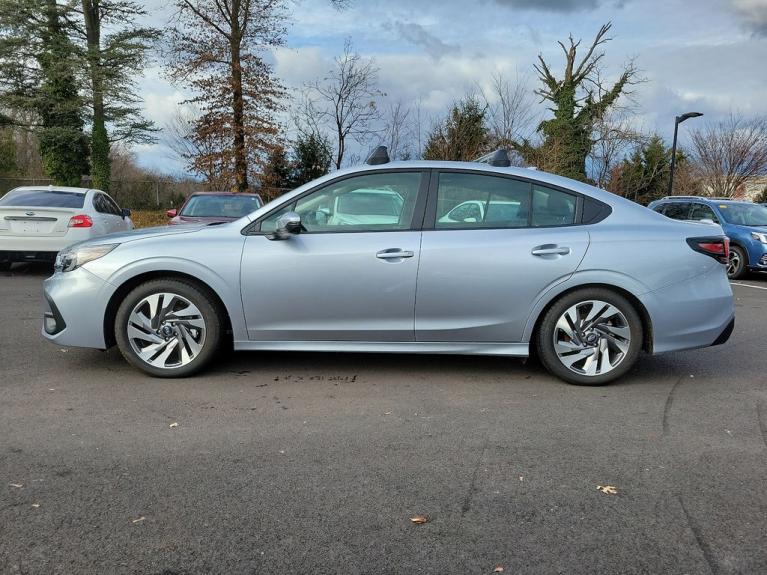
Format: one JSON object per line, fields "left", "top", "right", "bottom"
{"left": 180, "top": 195, "right": 261, "bottom": 218}
{"left": 718, "top": 203, "right": 767, "bottom": 226}
{"left": 0, "top": 190, "right": 85, "bottom": 208}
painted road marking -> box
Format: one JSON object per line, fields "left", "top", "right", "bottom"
{"left": 731, "top": 282, "right": 767, "bottom": 291}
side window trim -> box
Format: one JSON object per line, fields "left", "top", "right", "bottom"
{"left": 423, "top": 169, "right": 584, "bottom": 230}
{"left": 243, "top": 169, "right": 430, "bottom": 236}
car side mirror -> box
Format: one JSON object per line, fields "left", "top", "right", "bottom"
{"left": 166, "top": 209, "right": 177, "bottom": 218}
{"left": 122, "top": 208, "right": 131, "bottom": 219}
{"left": 270, "top": 211, "right": 302, "bottom": 240}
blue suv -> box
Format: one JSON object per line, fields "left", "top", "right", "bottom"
{"left": 648, "top": 196, "right": 767, "bottom": 279}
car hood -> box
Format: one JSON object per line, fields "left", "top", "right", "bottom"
{"left": 73, "top": 224, "right": 208, "bottom": 248}
{"left": 727, "top": 223, "right": 767, "bottom": 234}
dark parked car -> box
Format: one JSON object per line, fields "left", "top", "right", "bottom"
{"left": 167, "top": 192, "right": 263, "bottom": 225}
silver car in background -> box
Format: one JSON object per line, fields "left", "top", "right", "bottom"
{"left": 0, "top": 186, "right": 133, "bottom": 270}
{"left": 41, "top": 150, "right": 735, "bottom": 385}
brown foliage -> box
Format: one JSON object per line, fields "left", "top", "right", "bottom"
{"left": 166, "top": 0, "right": 287, "bottom": 192}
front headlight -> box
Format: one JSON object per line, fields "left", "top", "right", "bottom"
{"left": 54, "top": 244, "right": 119, "bottom": 273}
{"left": 751, "top": 232, "right": 767, "bottom": 244}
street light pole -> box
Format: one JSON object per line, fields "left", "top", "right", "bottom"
{"left": 667, "top": 112, "right": 703, "bottom": 196}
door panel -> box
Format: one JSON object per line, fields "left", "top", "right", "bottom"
{"left": 415, "top": 228, "right": 589, "bottom": 342}
{"left": 241, "top": 232, "right": 421, "bottom": 341}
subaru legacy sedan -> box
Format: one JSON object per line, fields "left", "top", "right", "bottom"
{"left": 41, "top": 150, "right": 734, "bottom": 385}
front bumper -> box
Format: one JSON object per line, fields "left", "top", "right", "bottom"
{"left": 41, "top": 266, "right": 113, "bottom": 349}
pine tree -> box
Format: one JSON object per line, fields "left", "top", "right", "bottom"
{"left": 292, "top": 132, "right": 331, "bottom": 187}
{"left": 0, "top": 0, "right": 89, "bottom": 186}
{"left": 79, "top": 0, "right": 159, "bottom": 191}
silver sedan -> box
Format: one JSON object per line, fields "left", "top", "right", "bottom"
{"left": 41, "top": 153, "right": 735, "bottom": 385}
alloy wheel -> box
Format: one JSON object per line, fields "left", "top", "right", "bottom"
{"left": 727, "top": 250, "right": 741, "bottom": 277}
{"left": 552, "top": 299, "right": 631, "bottom": 377}
{"left": 126, "top": 292, "right": 206, "bottom": 369}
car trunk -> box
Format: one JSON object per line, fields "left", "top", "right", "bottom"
{"left": 0, "top": 206, "right": 77, "bottom": 237}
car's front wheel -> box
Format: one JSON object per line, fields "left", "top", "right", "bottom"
{"left": 726, "top": 246, "right": 747, "bottom": 279}
{"left": 114, "top": 279, "right": 221, "bottom": 377}
{"left": 536, "top": 288, "right": 643, "bottom": 386}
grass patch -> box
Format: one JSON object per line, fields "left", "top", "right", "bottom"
{"left": 131, "top": 210, "right": 169, "bottom": 229}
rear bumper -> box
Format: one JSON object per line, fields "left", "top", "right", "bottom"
{"left": 0, "top": 230, "right": 92, "bottom": 258}
{"left": 0, "top": 250, "right": 57, "bottom": 263}
{"left": 640, "top": 265, "right": 735, "bottom": 354}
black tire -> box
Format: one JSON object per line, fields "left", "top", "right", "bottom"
{"left": 114, "top": 279, "right": 222, "bottom": 378}
{"left": 536, "top": 288, "right": 643, "bottom": 386}
{"left": 727, "top": 246, "right": 747, "bottom": 280}
{"left": 0, "top": 261, "right": 11, "bottom": 272}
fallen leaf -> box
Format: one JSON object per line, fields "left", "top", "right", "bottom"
{"left": 493, "top": 566, "right": 504, "bottom": 573}
{"left": 131, "top": 516, "right": 145, "bottom": 524}
{"left": 410, "top": 515, "right": 428, "bottom": 525}
{"left": 597, "top": 485, "right": 617, "bottom": 495}
{"left": 169, "top": 422, "right": 179, "bottom": 428}
{"left": 31, "top": 503, "right": 40, "bottom": 508}
{"left": 9, "top": 483, "right": 23, "bottom": 488}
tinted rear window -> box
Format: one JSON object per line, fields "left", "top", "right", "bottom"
{"left": 0, "top": 190, "right": 85, "bottom": 208}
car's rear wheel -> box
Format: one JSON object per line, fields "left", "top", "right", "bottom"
{"left": 0, "top": 261, "right": 11, "bottom": 272}
{"left": 536, "top": 288, "right": 643, "bottom": 386}
{"left": 114, "top": 279, "right": 221, "bottom": 377}
{"left": 726, "top": 246, "right": 747, "bottom": 279}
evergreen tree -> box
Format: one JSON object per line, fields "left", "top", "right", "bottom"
{"left": 79, "top": 0, "right": 159, "bottom": 191}
{"left": 0, "top": 0, "right": 89, "bottom": 186}
{"left": 423, "top": 97, "right": 489, "bottom": 161}
{"left": 259, "top": 145, "right": 293, "bottom": 199}
{"left": 292, "top": 132, "right": 331, "bottom": 187}
{"left": 611, "top": 136, "right": 674, "bottom": 205}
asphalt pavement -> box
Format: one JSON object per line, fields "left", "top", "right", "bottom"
{"left": 1, "top": 264, "right": 766, "bottom": 575}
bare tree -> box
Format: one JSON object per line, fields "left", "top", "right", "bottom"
{"left": 380, "top": 100, "right": 413, "bottom": 160}
{"left": 163, "top": 105, "right": 231, "bottom": 190}
{"left": 689, "top": 114, "right": 767, "bottom": 197}
{"left": 302, "top": 39, "right": 382, "bottom": 169}
{"left": 589, "top": 109, "right": 646, "bottom": 188}
{"left": 480, "top": 72, "right": 537, "bottom": 155}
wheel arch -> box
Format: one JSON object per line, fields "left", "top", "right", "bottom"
{"left": 528, "top": 282, "right": 654, "bottom": 354}
{"left": 103, "top": 271, "right": 233, "bottom": 349}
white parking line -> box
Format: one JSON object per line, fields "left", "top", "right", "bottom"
{"left": 731, "top": 282, "right": 767, "bottom": 291}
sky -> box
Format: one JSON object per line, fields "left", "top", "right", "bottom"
{"left": 133, "top": 0, "right": 767, "bottom": 176}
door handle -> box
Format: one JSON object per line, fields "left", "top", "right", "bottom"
{"left": 376, "top": 249, "right": 414, "bottom": 259}
{"left": 531, "top": 245, "right": 571, "bottom": 256}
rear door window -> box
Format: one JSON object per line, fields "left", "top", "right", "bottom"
{"left": 435, "top": 172, "right": 530, "bottom": 229}
{"left": 0, "top": 190, "right": 85, "bottom": 208}
{"left": 531, "top": 185, "right": 577, "bottom": 227}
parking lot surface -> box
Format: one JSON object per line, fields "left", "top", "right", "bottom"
{"left": 1, "top": 265, "right": 766, "bottom": 575}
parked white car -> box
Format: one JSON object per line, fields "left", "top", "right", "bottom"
{"left": 0, "top": 186, "right": 133, "bottom": 270}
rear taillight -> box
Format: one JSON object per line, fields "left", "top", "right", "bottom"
{"left": 68, "top": 214, "right": 93, "bottom": 228}
{"left": 686, "top": 236, "right": 729, "bottom": 264}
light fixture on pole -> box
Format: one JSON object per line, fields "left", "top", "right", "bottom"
{"left": 668, "top": 112, "right": 703, "bottom": 196}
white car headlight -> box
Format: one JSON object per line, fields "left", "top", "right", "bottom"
{"left": 751, "top": 232, "right": 767, "bottom": 244}
{"left": 54, "top": 244, "right": 119, "bottom": 273}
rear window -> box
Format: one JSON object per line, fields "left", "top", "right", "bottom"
{"left": 0, "top": 190, "right": 85, "bottom": 208}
